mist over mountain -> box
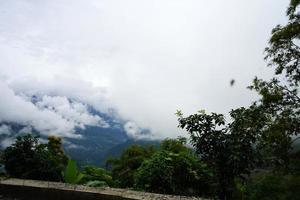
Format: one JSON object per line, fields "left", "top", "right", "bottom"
{"left": 0, "top": 0, "right": 288, "bottom": 141}
{"left": 0, "top": 91, "right": 158, "bottom": 166}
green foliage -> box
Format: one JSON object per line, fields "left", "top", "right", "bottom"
{"left": 106, "top": 144, "right": 156, "bottom": 188}
{"left": 233, "top": 179, "right": 247, "bottom": 200}
{"left": 160, "top": 137, "right": 188, "bottom": 153}
{"left": 81, "top": 165, "right": 114, "bottom": 186}
{"left": 246, "top": 174, "right": 300, "bottom": 200}
{"left": 0, "top": 151, "right": 5, "bottom": 175}
{"left": 265, "top": 0, "right": 300, "bottom": 86}
{"left": 3, "top": 134, "right": 67, "bottom": 181}
{"left": 62, "top": 159, "right": 84, "bottom": 184}
{"left": 86, "top": 180, "right": 108, "bottom": 187}
{"left": 105, "top": 138, "right": 214, "bottom": 196}
{"left": 247, "top": 0, "right": 300, "bottom": 171}
{"left": 256, "top": 0, "right": 300, "bottom": 171}
{"left": 45, "top": 136, "right": 68, "bottom": 179}
{"left": 287, "top": 0, "right": 300, "bottom": 16}
{"left": 135, "top": 149, "right": 213, "bottom": 196}
{"left": 178, "top": 111, "right": 258, "bottom": 199}
{"left": 290, "top": 151, "right": 300, "bottom": 175}
{"left": 250, "top": 175, "right": 285, "bottom": 200}
{"left": 0, "top": 150, "right": 3, "bottom": 163}
{"left": 135, "top": 151, "right": 175, "bottom": 194}
{"left": 248, "top": 74, "right": 300, "bottom": 172}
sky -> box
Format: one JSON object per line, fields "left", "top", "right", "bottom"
{"left": 0, "top": 0, "right": 290, "bottom": 139}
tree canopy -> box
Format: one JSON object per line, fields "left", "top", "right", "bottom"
{"left": 3, "top": 134, "right": 67, "bottom": 181}
{"left": 136, "top": 138, "right": 213, "bottom": 196}
{"left": 106, "top": 144, "right": 156, "bottom": 188}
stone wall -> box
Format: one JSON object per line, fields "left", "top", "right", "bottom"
{"left": 0, "top": 178, "right": 205, "bottom": 200}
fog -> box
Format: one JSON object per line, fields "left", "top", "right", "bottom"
{"left": 0, "top": 0, "right": 289, "bottom": 138}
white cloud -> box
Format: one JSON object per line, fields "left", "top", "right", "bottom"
{"left": 0, "top": 125, "right": 12, "bottom": 136}
{"left": 65, "top": 143, "right": 87, "bottom": 150}
{"left": 17, "top": 126, "right": 33, "bottom": 134}
{"left": 0, "top": 80, "right": 108, "bottom": 138}
{"left": 36, "top": 95, "right": 109, "bottom": 129}
{"left": 0, "top": 137, "right": 15, "bottom": 148}
{"left": 124, "top": 121, "right": 153, "bottom": 140}
{"left": 0, "top": 0, "right": 290, "bottom": 138}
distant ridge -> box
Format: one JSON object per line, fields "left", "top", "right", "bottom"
{"left": 0, "top": 96, "right": 157, "bottom": 167}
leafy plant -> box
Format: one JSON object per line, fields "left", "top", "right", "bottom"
{"left": 62, "top": 159, "right": 84, "bottom": 184}
{"left": 86, "top": 180, "right": 108, "bottom": 187}
{"left": 81, "top": 165, "right": 114, "bottom": 186}
{"left": 135, "top": 138, "right": 214, "bottom": 196}
{"left": 106, "top": 144, "right": 156, "bottom": 188}
{"left": 245, "top": 173, "right": 300, "bottom": 200}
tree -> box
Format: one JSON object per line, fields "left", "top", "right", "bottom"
{"left": 136, "top": 138, "right": 213, "bottom": 196}
{"left": 0, "top": 150, "right": 3, "bottom": 162}
{"left": 177, "top": 110, "right": 259, "bottom": 199}
{"left": 246, "top": 79, "right": 300, "bottom": 171}
{"left": 245, "top": 0, "right": 300, "bottom": 171}
{"left": 43, "top": 136, "right": 68, "bottom": 180}
{"left": 160, "top": 137, "right": 189, "bottom": 153}
{"left": 3, "top": 134, "right": 68, "bottom": 181}
{"left": 0, "top": 150, "right": 4, "bottom": 175}
{"left": 265, "top": 0, "right": 300, "bottom": 86}
{"left": 106, "top": 144, "right": 156, "bottom": 188}
{"left": 176, "top": 1, "right": 299, "bottom": 198}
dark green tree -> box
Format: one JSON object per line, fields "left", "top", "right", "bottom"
{"left": 246, "top": 78, "right": 300, "bottom": 171}
{"left": 176, "top": 1, "right": 300, "bottom": 198}
{"left": 265, "top": 0, "right": 300, "bottom": 86}
{"left": 136, "top": 138, "right": 213, "bottom": 196}
{"left": 0, "top": 150, "right": 3, "bottom": 164}
{"left": 246, "top": 173, "right": 300, "bottom": 200}
{"left": 0, "top": 150, "right": 4, "bottom": 175}
{"left": 160, "top": 137, "right": 189, "bottom": 153}
{"left": 106, "top": 144, "right": 156, "bottom": 188}
{"left": 43, "top": 136, "right": 68, "bottom": 180}
{"left": 177, "top": 110, "right": 259, "bottom": 199}
{"left": 245, "top": 0, "right": 300, "bottom": 171}
{"left": 3, "top": 134, "right": 68, "bottom": 181}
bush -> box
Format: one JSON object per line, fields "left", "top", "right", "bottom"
{"left": 135, "top": 150, "right": 214, "bottom": 196}
{"left": 246, "top": 174, "right": 300, "bottom": 200}
{"left": 81, "top": 165, "right": 114, "bottom": 186}
{"left": 106, "top": 144, "right": 156, "bottom": 188}
{"left": 62, "top": 159, "right": 84, "bottom": 184}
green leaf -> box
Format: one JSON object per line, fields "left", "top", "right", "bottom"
{"left": 63, "top": 159, "right": 82, "bottom": 184}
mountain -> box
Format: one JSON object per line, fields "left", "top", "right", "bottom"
{"left": 0, "top": 95, "right": 160, "bottom": 167}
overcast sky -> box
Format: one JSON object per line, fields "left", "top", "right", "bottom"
{"left": 0, "top": 0, "right": 290, "bottom": 139}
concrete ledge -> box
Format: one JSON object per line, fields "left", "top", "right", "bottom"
{"left": 0, "top": 178, "right": 205, "bottom": 200}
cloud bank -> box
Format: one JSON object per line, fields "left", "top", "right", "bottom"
{"left": 0, "top": 80, "right": 109, "bottom": 138}
{"left": 0, "top": 0, "right": 289, "bottom": 138}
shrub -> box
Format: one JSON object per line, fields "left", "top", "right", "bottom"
{"left": 62, "top": 159, "right": 84, "bottom": 184}
{"left": 81, "top": 165, "right": 114, "bottom": 186}
{"left": 135, "top": 150, "right": 214, "bottom": 196}
{"left": 246, "top": 174, "right": 300, "bottom": 200}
